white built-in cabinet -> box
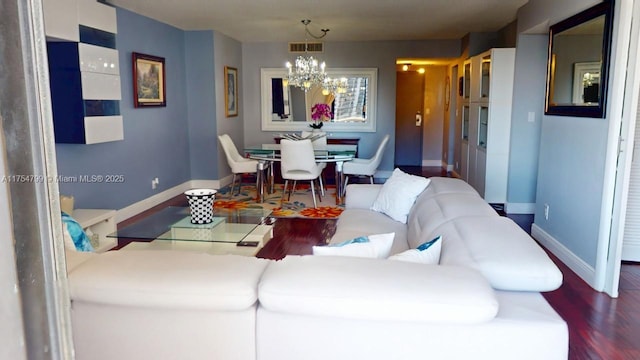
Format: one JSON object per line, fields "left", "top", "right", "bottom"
{"left": 460, "top": 48, "right": 515, "bottom": 204}
{"left": 43, "top": 0, "right": 123, "bottom": 144}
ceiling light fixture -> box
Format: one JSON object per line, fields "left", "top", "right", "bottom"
{"left": 284, "top": 19, "right": 343, "bottom": 93}
{"left": 402, "top": 64, "right": 410, "bottom": 71}
{"left": 322, "top": 77, "right": 348, "bottom": 95}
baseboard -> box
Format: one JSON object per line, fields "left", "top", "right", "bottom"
{"left": 191, "top": 179, "right": 223, "bottom": 189}
{"left": 115, "top": 179, "right": 222, "bottom": 223}
{"left": 531, "top": 223, "right": 598, "bottom": 289}
{"left": 215, "top": 174, "right": 234, "bottom": 188}
{"left": 505, "top": 203, "right": 535, "bottom": 214}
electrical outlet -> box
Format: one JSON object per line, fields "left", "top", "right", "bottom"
{"left": 544, "top": 203, "right": 549, "bottom": 220}
{"left": 151, "top": 177, "right": 159, "bottom": 190}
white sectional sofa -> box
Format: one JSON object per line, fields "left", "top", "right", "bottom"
{"left": 66, "top": 177, "right": 568, "bottom": 360}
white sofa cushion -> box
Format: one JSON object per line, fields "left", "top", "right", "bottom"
{"left": 313, "top": 233, "right": 394, "bottom": 259}
{"left": 419, "top": 176, "right": 481, "bottom": 199}
{"left": 332, "top": 209, "right": 408, "bottom": 255}
{"left": 433, "top": 217, "right": 563, "bottom": 292}
{"left": 388, "top": 235, "right": 442, "bottom": 264}
{"left": 69, "top": 251, "right": 270, "bottom": 310}
{"left": 259, "top": 255, "right": 499, "bottom": 324}
{"left": 371, "top": 168, "right": 431, "bottom": 223}
{"left": 406, "top": 192, "right": 497, "bottom": 249}
{"left": 344, "top": 184, "right": 381, "bottom": 210}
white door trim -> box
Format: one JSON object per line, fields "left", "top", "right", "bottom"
{"left": 601, "top": 0, "right": 638, "bottom": 297}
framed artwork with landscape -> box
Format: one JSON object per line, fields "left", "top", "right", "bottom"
{"left": 132, "top": 52, "right": 166, "bottom": 108}
{"left": 225, "top": 66, "right": 238, "bottom": 117}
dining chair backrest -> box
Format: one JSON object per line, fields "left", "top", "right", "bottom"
{"left": 218, "top": 134, "right": 243, "bottom": 164}
{"left": 301, "top": 130, "right": 327, "bottom": 147}
{"left": 280, "top": 139, "right": 317, "bottom": 175}
{"left": 371, "top": 134, "right": 390, "bottom": 165}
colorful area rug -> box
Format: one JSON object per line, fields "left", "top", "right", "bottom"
{"left": 214, "top": 183, "right": 344, "bottom": 219}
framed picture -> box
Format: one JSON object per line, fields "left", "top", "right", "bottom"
{"left": 225, "top": 66, "right": 238, "bottom": 117}
{"left": 132, "top": 52, "right": 166, "bottom": 107}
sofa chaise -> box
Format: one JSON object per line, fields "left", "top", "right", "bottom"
{"left": 65, "top": 177, "right": 568, "bottom": 360}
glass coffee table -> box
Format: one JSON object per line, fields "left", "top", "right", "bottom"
{"left": 108, "top": 206, "right": 274, "bottom": 256}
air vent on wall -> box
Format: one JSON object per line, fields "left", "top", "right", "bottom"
{"left": 289, "top": 42, "right": 324, "bottom": 53}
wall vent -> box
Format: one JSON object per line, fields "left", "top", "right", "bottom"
{"left": 288, "top": 42, "right": 324, "bottom": 53}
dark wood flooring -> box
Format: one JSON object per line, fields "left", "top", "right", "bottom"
{"left": 116, "top": 167, "right": 640, "bottom": 360}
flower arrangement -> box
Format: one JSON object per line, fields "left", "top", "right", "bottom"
{"left": 310, "top": 103, "right": 332, "bottom": 129}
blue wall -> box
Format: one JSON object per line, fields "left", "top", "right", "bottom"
{"left": 185, "top": 31, "right": 218, "bottom": 180}
{"left": 517, "top": 0, "right": 609, "bottom": 270}
{"left": 56, "top": 8, "right": 191, "bottom": 209}
{"left": 506, "top": 34, "right": 547, "bottom": 209}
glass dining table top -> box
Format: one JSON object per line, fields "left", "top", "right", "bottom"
{"left": 244, "top": 143, "right": 357, "bottom": 156}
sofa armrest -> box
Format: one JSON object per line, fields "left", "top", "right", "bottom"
{"left": 259, "top": 255, "right": 498, "bottom": 324}
{"left": 344, "top": 184, "right": 382, "bottom": 209}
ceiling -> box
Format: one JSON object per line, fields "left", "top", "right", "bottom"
{"left": 106, "top": 0, "right": 529, "bottom": 43}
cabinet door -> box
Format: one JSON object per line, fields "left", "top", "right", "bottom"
{"left": 461, "top": 141, "right": 469, "bottom": 182}
{"left": 479, "top": 54, "right": 491, "bottom": 101}
{"left": 478, "top": 105, "right": 489, "bottom": 149}
{"left": 460, "top": 105, "right": 470, "bottom": 181}
{"left": 475, "top": 148, "right": 487, "bottom": 198}
{"left": 467, "top": 103, "right": 480, "bottom": 191}
{"left": 463, "top": 61, "right": 472, "bottom": 100}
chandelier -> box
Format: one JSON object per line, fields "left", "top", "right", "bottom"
{"left": 284, "top": 20, "right": 338, "bottom": 93}
{"left": 322, "top": 77, "right": 348, "bottom": 95}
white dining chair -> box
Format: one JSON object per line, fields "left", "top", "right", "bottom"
{"left": 301, "top": 130, "right": 327, "bottom": 196}
{"left": 218, "top": 134, "right": 260, "bottom": 195}
{"left": 280, "top": 139, "right": 324, "bottom": 208}
{"left": 342, "top": 134, "right": 390, "bottom": 194}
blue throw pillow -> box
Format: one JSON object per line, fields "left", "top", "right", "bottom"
{"left": 388, "top": 235, "right": 442, "bottom": 264}
{"left": 312, "top": 233, "right": 395, "bottom": 258}
{"left": 330, "top": 236, "right": 369, "bottom": 247}
{"left": 62, "top": 212, "right": 94, "bottom": 252}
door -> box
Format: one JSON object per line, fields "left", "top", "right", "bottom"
{"left": 395, "top": 71, "right": 424, "bottom": 166}
{"left": 622, "top": 99, "right": 640, "bottom": 261}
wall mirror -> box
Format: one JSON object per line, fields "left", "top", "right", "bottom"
{"left": 261, "top": 67, "right": 377, "bottom": 132}
{"left": 545, "top": 0, "right": 614, "bottom": 118}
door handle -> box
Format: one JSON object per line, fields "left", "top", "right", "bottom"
{"left": 415, "top": 112, "right": 422, "bottom": 126}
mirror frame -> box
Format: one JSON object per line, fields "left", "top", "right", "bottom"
{"left": 260, "top": 67, "right": 378, "bottom": 132}
{"left": 544, "top": 0, "right": 614, "bottom": 118}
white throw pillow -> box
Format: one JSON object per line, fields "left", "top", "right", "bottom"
{"left": 388, "top": 235, "right": 442, "bottom": 264}
{"left": 313, "top": 233, "right": 395, "bottom": 259}
{"left": 371, "top": 168, "right": 431, "bottom": 223}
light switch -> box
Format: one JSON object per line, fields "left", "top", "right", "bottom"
{"left": 528, "top": 111, "right": 535, "bottom": 122}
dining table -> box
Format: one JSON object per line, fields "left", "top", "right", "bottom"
{"left": 244, "top": 143, "right": 357, "bottom": 204}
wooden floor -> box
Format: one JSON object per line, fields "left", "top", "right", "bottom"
{"left": 118, "top": 167, "right": 640, "bottom": 360}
